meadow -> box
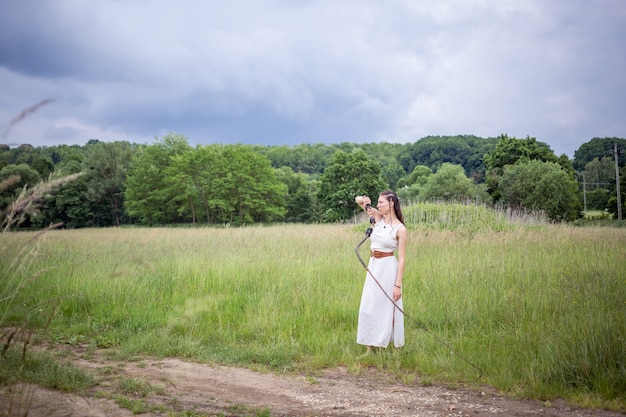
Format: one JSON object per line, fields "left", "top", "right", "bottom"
{"left": 1, "top": 205, "right": 625, "bottom": 411}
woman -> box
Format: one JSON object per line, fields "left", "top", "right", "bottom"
{"left": 355, "top": 190, "right": 407, "bottom": 352}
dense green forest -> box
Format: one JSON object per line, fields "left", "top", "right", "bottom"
{"left": 1, "top": 135, "right": 625, "bottom": 228}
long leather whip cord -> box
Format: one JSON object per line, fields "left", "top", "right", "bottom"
{"left": 355, "top": 226, "right": 483, "bottom": 382}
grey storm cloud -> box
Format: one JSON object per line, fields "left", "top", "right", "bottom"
{"left": 0, "top": 0, "right": 625, "bottom": 156}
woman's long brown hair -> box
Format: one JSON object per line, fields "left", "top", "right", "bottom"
{"left": 380, "top": 190, "right": 404, "bottom": 224}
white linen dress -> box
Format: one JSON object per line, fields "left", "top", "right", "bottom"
{"left": 356, "top": 218, "right": 405, "bottom": 348}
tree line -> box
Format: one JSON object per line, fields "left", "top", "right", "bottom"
{"left": 1, "top": 134, "right": 625, "bottom": 228}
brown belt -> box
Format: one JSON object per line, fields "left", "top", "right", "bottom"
{"left": 371, "top": 250, "right": 394, "bottom": 259}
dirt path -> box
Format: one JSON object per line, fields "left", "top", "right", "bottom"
{"left": 2, "top": 348, "right": 624, "bottom": 417}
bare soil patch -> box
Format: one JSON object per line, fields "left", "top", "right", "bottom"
{"left": 1, "top": 346, "right": 623, "bottom": 417}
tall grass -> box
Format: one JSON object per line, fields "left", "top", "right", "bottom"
{"left": 403, "top": 201, "right": 550, "bottom": 231}
{"left": 0, "top": 173, "right": 94, "bottom": 416}
{"left": 1, "top": 206, "right": 625, "bottom": 410}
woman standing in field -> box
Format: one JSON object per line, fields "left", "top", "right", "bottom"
{"left": 355, "top": 190, "right": 407, "bottom": 353}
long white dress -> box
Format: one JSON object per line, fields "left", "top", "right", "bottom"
{"left": 357, "top": 218, "right": 405, "bottom": 348}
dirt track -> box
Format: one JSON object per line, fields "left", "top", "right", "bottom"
{"left": 1, "top": 348, "right": 624, "bottom": 417}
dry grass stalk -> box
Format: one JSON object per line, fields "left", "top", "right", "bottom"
{"left": 1, "top": 98, "right": 54, "bottom": 140}
{"left": 1, "top": 173, "right": 82, "bottom": 232}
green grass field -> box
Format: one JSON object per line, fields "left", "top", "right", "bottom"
{"left": 2, "top": 206, "right": 625, "bottom": 411}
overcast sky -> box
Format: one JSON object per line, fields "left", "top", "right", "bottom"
{"left": 1, "top": 0, "right": 625, "bottom": 157}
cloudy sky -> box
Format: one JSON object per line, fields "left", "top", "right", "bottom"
{"left": 1, "top": 0, "right": 624, "bottom": 157}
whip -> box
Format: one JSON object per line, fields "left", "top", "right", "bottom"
{"left": 355, "top": 226, "right": 483, "bottom": 382}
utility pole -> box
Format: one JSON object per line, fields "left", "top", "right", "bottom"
{"left": 614, "top": 142, "right": 622, "bottom": 221}
{"left": 582, "top": 172, "right": 587, "bottom": 212}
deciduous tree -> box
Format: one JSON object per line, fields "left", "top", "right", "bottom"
{"left": 483, "top": 134, "right": 561, "bottom": 170}
{"left": 316, "top": 150, "right": 386, "bottom": 222}
{"left": 573, "top": 137, "right": 626, "bottom": 171}
{"left": 499, "top": 160, "right": 580, "bottom": 222}
{"left": 163, "top": 144, "right": 287, "bottom": 224}
{"left": 83, "top": 141, "right": 134, "bottom": 226}
{"left": 0, "top": 164, "right": 41, "bottom": 210}
{"left": 420, "top": 163, "right": 477, "bottom": 202}
{"left": 275, "top": 166, "right": 317, "bottom": 223}
{"left": 125, "top": 134, "right": 191, "bottom": 225}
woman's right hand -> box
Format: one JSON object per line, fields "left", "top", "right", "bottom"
{"left": 362, "top": 196, "right": 372, "bottom": 211}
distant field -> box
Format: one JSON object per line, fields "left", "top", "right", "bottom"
{"left": 2, "top": 217, "right": 625, "bottom": 410}
{"left": 584, "top": 210, "right": 608, "bottom": 219}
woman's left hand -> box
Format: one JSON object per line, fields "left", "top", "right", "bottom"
{"left": 393, "top": 286, "right": 402, "bottom": 301}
